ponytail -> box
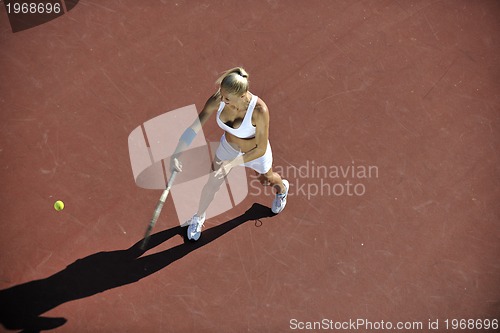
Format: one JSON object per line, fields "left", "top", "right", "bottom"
{"left": 215, "top": 67, "right": 250, "bottom": 95}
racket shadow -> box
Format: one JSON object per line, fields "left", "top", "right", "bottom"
{"left": 0, "top": 203, "right": 274, "bottom": 332}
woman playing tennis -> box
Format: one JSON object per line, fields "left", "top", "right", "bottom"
{"left": 171, "top": 67, "right": 289, "bottom": 241}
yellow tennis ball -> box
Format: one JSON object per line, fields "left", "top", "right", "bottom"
{"left": 54, "top": 200, "right": 65, "bottom": 211}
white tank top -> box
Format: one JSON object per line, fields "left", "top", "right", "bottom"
{"left": 216, "top": 93, "right": 257, "bottom": 139}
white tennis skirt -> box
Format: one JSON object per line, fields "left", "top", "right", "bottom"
{"left": 215, "top": 134, "right": 273, "bottom": 174}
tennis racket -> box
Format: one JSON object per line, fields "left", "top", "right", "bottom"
{"left": 140, "top": 170, "right": 178, "bottom": 250}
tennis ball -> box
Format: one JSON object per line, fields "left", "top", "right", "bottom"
{"left": 54, "top": 200, "right": 65, "bottom": 211}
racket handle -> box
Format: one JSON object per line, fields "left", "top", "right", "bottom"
{"left": 152, "top": 200, "right": 165, "bottom": 219}
{"left": 167, "top": 170, "right": 178, "bottom": 190}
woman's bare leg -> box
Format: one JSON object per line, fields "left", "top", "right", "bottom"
{"left": 261, "top": 167, "right": 286, "bottom": 194}
{"left": 196, "top": 159, "right": 226, "bottom": 216}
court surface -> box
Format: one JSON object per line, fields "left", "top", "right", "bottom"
{"left": 0, "top": 1, "right": 499, "bottom": 332}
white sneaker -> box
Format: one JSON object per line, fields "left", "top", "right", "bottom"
{"left": 186, "top": 213, "right": 206, "bottom": 241}
{"left": 272, "top": 179, "right": 289, "bottom": 214}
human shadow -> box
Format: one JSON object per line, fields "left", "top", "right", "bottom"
{"left": 0, "top": 203, "right": 274, "bottom": 332}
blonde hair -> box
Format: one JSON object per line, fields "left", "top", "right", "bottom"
{"left": 215, "top": 67, "right": 249, "bottom": 96}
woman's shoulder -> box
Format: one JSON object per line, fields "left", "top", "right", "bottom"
{"left": 251, "top": 96, "right": 269, "bottom": 125}
{"left": 209, "top": 91, "right": 222, "bottom": 104}
{"left": 255, "top": 95, "right": 269, "bottom": 114}
{"left": 202, "top": 92, "right": 222, "bottom": 113}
